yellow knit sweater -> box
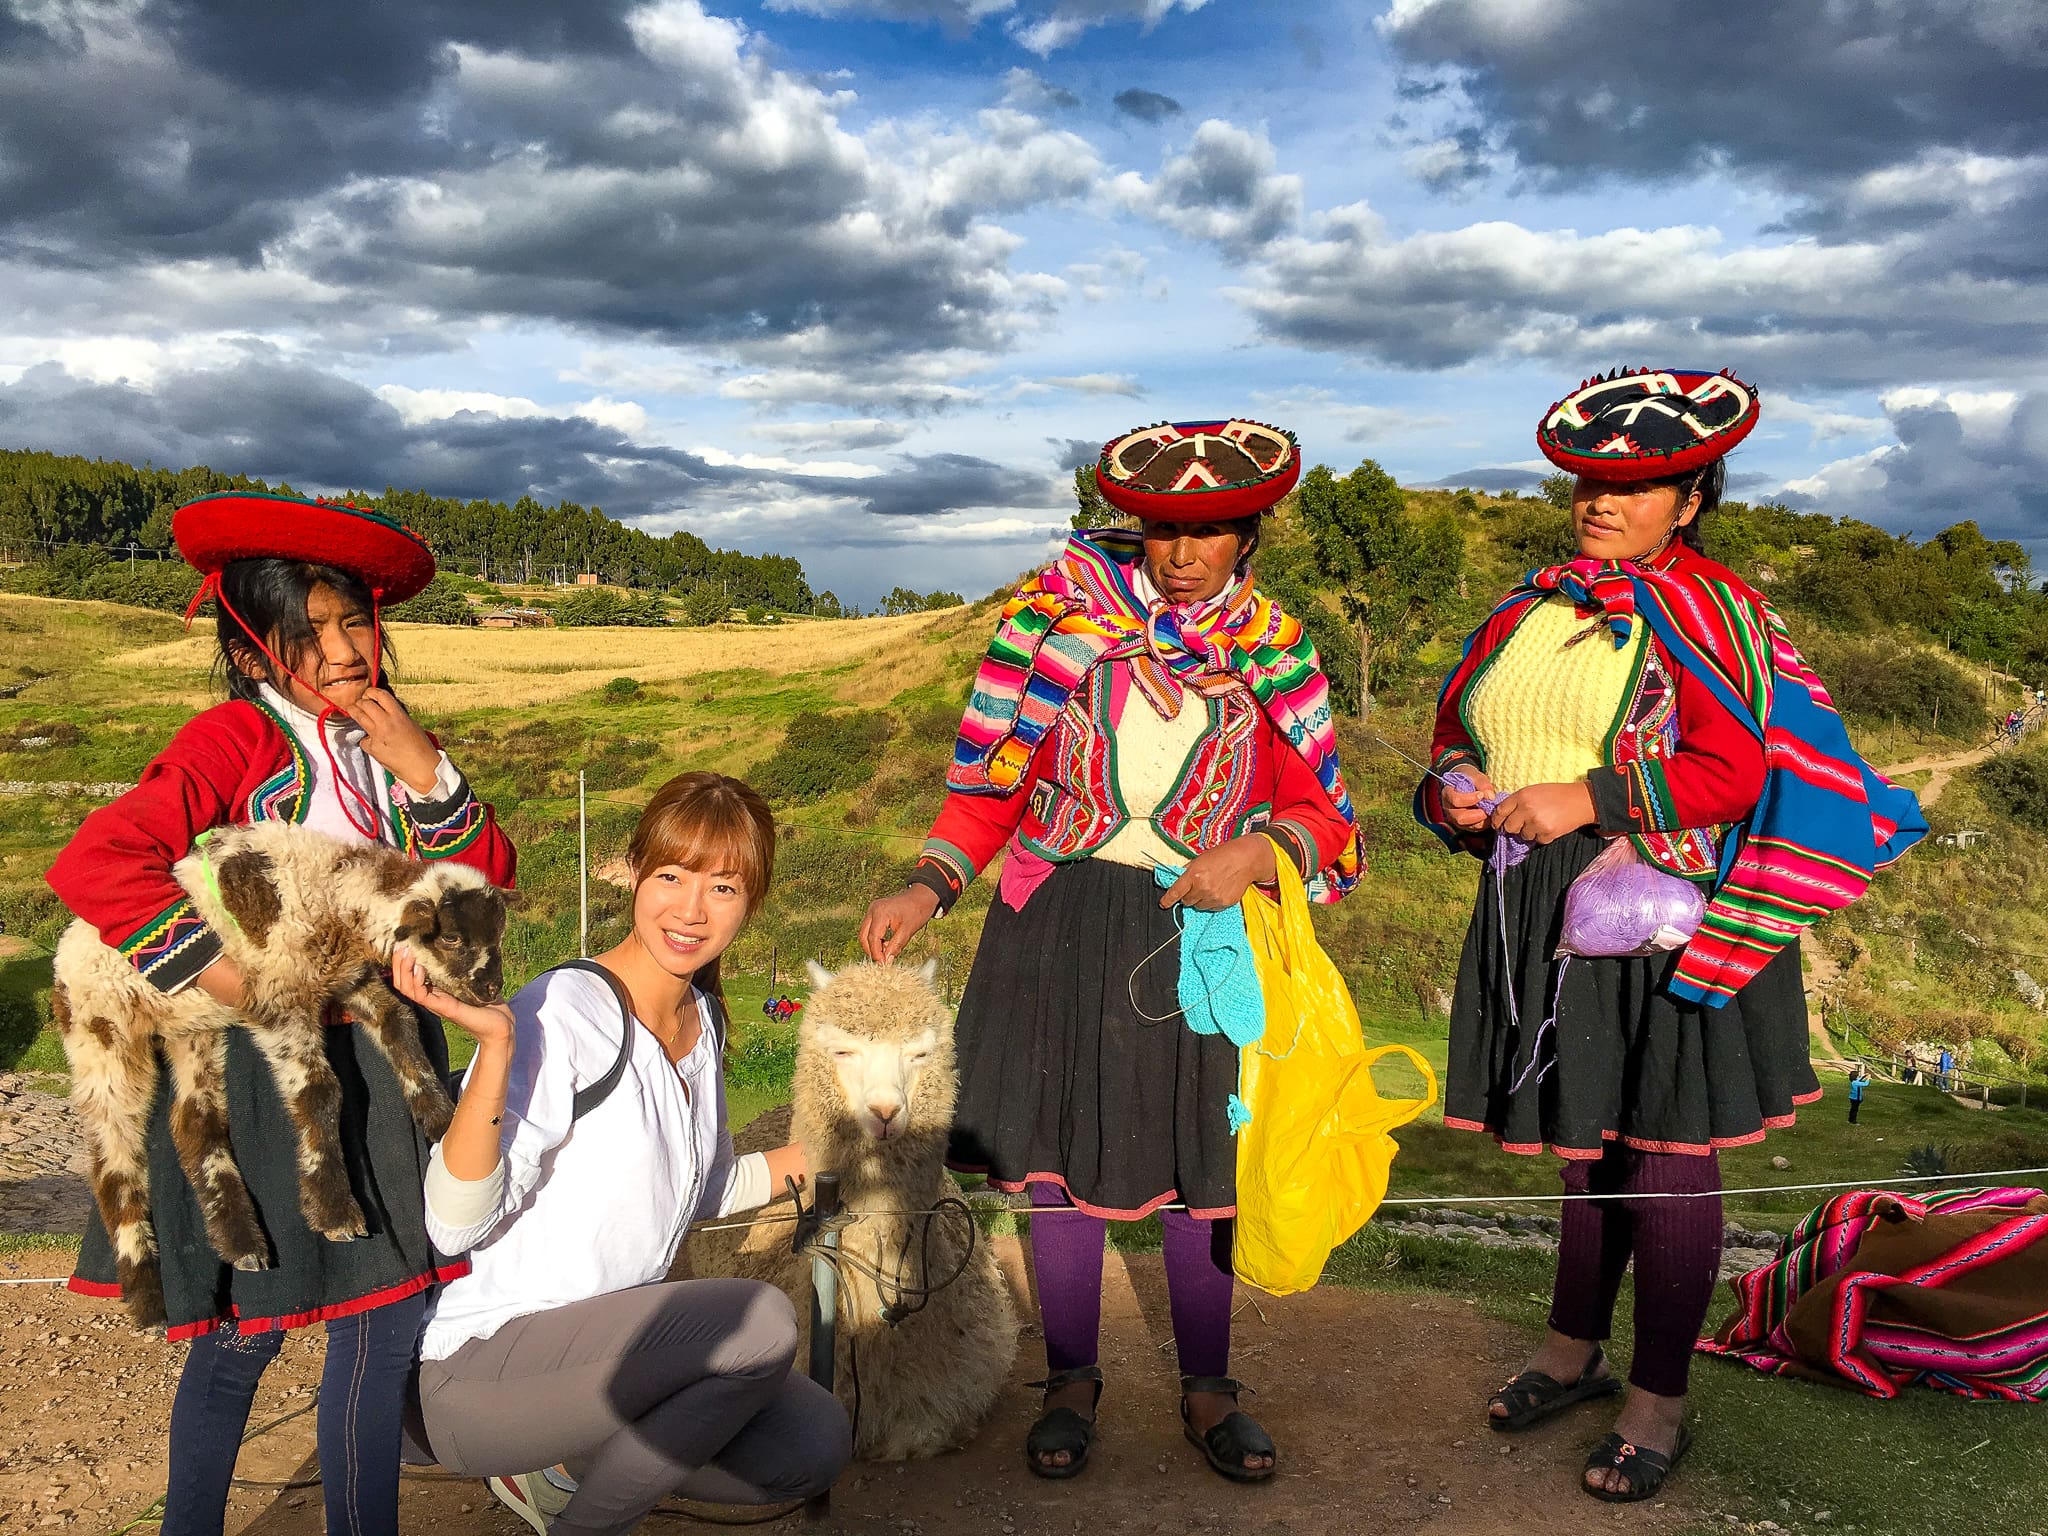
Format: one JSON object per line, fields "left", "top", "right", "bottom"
{"left": 1463, "top": 594, "right": 1644, "bottom": 794}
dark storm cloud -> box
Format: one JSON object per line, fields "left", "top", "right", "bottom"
{"left": 1783, "top": 391, "right": 2048, "bottom": 554}
{"left": 1381, "top": 0, "right": 2048, "bottom": 188}
{"left": 805, "top": 452, "right": 1061, "bottom": 517}
{"left": 1113, "top": 88, "right": 1183, "bottom": 123}
{"left": 0, "top": 358, "right": 741, "bottom": 516}
{"left": 1051, "top": 436, "right": 1103, "bottom": 470}
{"left": 0, "top": 0, "right": 1074, "bottom": 366}
{"left": 0, "top": 1, "right": 641, "bottom": 262}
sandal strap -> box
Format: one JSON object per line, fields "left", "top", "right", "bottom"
{"left": 1179, "top": 1374, "right": 1253, "bottom": 1398}
{"left": 1024, "top": 1365, "right": 1105, "bottom": 1398}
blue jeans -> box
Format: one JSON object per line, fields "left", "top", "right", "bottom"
{"left": 162, "top": 1291, "right": 427, "bottom": 1536}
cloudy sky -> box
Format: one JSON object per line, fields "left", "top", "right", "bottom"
{"left": 2, "top": 0, "right": 2042, "bottom": 603}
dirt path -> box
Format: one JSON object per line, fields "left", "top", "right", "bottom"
{"left": 0, "top": 1237, "right": 1698, "bottom": 1536}
{"left": 1802, "top": 944, "right": 1848, "bottom": 1066}
{"left": 1882, "top": 740, "right": 2001, "bottom": 809}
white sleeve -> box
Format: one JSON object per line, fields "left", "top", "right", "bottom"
{"left": 420, "top": 972, "right": 614, "bottom": 1253}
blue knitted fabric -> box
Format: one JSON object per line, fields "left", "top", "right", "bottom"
{"left": 1155, "top": 864, "right": 1263, "bottom": 1135}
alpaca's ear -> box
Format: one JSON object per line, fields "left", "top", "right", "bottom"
{"left": 805, "top": 960, "right": 835, "bottom": 990}
{"left": 915, "top": 957, "right": 939, "bottom": 985}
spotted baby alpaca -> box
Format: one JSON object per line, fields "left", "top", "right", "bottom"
{"left": 52, "top": 821, "right": 508, "bottom": 1328}
{"left": 684, "top": 959, "right": 1019, "bottom": 1460}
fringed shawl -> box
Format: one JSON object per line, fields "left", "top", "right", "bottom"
{"left": 1472, "top": 555, "right": 1926, "bottom": 1005}
{"left": 948, "top": 529, "right": 1363, "bottom": 901}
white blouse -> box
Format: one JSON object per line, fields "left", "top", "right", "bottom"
{"left": 418, "top": 968, "right": 769, "bottom": 1361}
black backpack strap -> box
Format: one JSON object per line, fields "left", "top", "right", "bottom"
{"left": 701, "top": 989, "right": 728, "bottom": 1054}
{"left": 545, "top": 960, "right": 637, "bottom": 1123}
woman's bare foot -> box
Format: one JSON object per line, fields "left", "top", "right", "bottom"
{"left": 1585, "top": 1387, "right": 1687, "bottom": 1496}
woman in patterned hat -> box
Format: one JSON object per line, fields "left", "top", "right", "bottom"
{"left": 1415, "top": 372, "right": 1924, "bottom": 1501}
{"left": 859, "top": 421, "right": 1365, "bottom": 1483}
{"left": 47, "top": 491, "right": 517, "bottom": 1536}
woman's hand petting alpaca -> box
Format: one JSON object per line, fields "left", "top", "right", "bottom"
{"left": 860, "top": 885, "right": 941, "bottom": 964}
{"left": 350, "top": 687, "right": 444, "bottom": 795}
{"left": 1159, "top": 834, "right": 1277, "bottom": 912}
{"left": 391, "top": 944, "right": 515, "bottom": 1053}
{"left": 1487, "top": 781, "right": 1596, "bottom": 845}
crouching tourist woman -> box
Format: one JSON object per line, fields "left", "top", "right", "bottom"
{"left": 399, "top": 772, "right": 851, "bottom": 1535}
{"left": 1416, "top": 370, "right": 1923, "bottom": 1502}
{"left": 860, "top": 420, "right": 1366, "bottom": 1483}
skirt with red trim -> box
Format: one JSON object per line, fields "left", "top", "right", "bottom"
{"left": 1445, "top": 829, "right": 1817, "bottom": 1159}
{"left": 946, "top": 856, "right": 1239, "bottom": 1219}
{"left": 70, "top": 1011, "right": 464, "bottom": 1340}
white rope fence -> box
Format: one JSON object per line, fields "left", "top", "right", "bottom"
{"left": 6, "top": 1164, "right": 2042, "bottom": 1287}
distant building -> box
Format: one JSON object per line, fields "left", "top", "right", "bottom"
{"left": 480, "top": 607, "right": 555, "bottom": 629}
{"left": 574, "top": 572, "right": 600, "bottom": 586}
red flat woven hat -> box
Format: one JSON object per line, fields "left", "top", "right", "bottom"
{"left": 172, "top": 491, "right": 437, "bottom": 602}
{"left": 1537, "top": 368, "right": 1760, "bottom": 480}
{"left": 1095, "top": 419, "right": 1301, "bottom": 522}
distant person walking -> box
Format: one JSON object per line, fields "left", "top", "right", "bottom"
{"left": 1848, "top": 1066, "right": 1871, "bottom": 1124}
{"left": 1939, "top": 1047, "right": 1956, "bottom": 1093}
{"left": 2006, "top": 708, "right": 2024, "bottom": 743}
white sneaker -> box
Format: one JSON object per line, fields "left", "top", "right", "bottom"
{"left": 487, "top": 1471, "right": 574, "bottom": 1536}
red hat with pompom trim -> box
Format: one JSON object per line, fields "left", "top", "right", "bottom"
{"left": 172, "top": 491, "right": 437, "bottom": 603}
{"left": 1095, "top": 419, "right": 1300, "bottom": 522}
{"left": 1537, "top": 368, "right": 1759, "bottom": 480}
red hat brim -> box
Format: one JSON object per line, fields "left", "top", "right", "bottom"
{"left": 1096, "top": 419, "right": 1301, "bottom": 522}
{"left": 1537, "top": 368, "right": 1760, "bottom": 481}
{"left": 173, "top": 492, "right": 437, "bottom": 603}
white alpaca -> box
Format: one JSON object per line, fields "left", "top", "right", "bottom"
{"left": 683, "top": 959, "right": 1019, "bottom": 1460}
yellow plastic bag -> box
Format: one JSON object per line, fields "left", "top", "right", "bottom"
{"left": 1232, "top": 857, "right": 1438, "bottom": 1296}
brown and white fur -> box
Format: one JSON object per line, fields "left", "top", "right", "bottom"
{"left": 51, "top": 821, "right": 509, "bottom": 1328}
{"left": 682, "top": 959, "right": 1018, "bottom": 1460}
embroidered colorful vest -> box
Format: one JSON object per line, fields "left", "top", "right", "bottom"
{"left": 1018, "top": 666, "right": 1270, "bottom": 864}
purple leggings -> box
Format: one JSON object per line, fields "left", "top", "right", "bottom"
{"left": 1027, "top": 1182, "right": 1234, "bottom": 1379}
{"left": 1548, "top": 1145, "right": 1723, "bottom": 1397}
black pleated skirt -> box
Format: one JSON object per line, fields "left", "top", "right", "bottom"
{"left": 1445, "top": 831, "right": 1818, "bottom": 1159}
{"left": 72, "top": 1011, "right": 463, "bottom": 1339}
{"left": 946, "top": 857, "right": 1241, "bottom": 1217}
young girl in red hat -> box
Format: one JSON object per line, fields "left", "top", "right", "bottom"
{"left": 46, "top": 491, "right": 517, "bottom": 1536}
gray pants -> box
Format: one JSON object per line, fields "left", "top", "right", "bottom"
{"left": 419, "top": 1279, "right": 851, "bottom": 1535}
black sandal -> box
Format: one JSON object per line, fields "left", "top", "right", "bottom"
{"left": 1179, "top": 1375, "right": 1276, "bottom": 1484}
{"left": 1024, "top": 1366, "right": 1103, "bottom": 1480}
{"left": 1487, "top": 1345, "right": 1622, "bottom": 1432}
{"left": 1582, "top": 1426, "right": 1694, "bottom": 1503}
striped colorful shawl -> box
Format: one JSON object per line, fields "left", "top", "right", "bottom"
{"left": 949, "top": 529, "right": 1363, "bottom": 901}
{"left": 1488, "top": 556, "right": 1925, "bottom": 1005}
{"left": 1698, "top": 1187, "right": 2048, "bottom": 1402}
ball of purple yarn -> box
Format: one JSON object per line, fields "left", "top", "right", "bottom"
{"left": 1559, "top": 847, "right": 1705, "bottom": 957}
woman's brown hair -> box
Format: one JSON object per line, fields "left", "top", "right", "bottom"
{"left": 627, "top": 771, "right": 776, "bottom": 1007}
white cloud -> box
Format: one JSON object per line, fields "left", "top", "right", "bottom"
{"left": 1113, "top": 119, "right": 1302, "bottom": 258}
{"left": 763, "top": 0, "right": 1211, "bottom": 53}
{"left": 746, "top": 418, "right": 912, "bottom": 451}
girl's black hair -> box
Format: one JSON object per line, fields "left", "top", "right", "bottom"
{"left": 210, "top": 559, "right": 396, "bottom": 703}
{"left": 1657, "top": 458, "right": 1726, "bottom": 552}
{"left": 1228, "top": 513, "right": 1263, "bottom": 572}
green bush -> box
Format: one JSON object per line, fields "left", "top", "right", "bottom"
{"left": 749, "top": 710, "right": 896, "bottom": 804}
{"left": 1802, "top": 635, "right": 1986, "bottom": 739}
{"left": 600, "top": 676, "right": 642, "bottom": 703}
{"left": 554, "top": 586, "right": 667, "bottom": 627}
{"left": 1975, "top": 745, "right": 2048, "bottom": 834}
{"left": 678, "top": 583, "right": 732, "bottom": 627}
{"left": 1494, "top": 503, "right": 1576, "bottom": 569}
{"left": 386, "top": 575, "right": 476, "bottom": 625}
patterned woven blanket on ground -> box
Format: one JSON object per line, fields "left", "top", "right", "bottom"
{"left": 1697, "top": 1186, "right": 2048, "bottom": 1402}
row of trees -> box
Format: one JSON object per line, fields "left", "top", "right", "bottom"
{"left": 0, "top": 449, "right": 817, "bottom": 614}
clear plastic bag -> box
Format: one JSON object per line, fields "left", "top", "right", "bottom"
{"left": 1556, "top": 837, "right": 1706, "bottom": 958}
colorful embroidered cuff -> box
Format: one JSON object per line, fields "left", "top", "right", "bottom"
{"left": 118, "top": 898, "right": 224, "bottom": 994}
{"left": 907, "top": 858, "right": 964, "bottom": 916}
{"left": 1262, "top": 820, "right": 1313, "bottom": 878}
{"left": 408, "top": 771, "right": 489, "bottom": 860}
{"left": 1605, "top": 756, "right": 1680, "bottom": 835}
